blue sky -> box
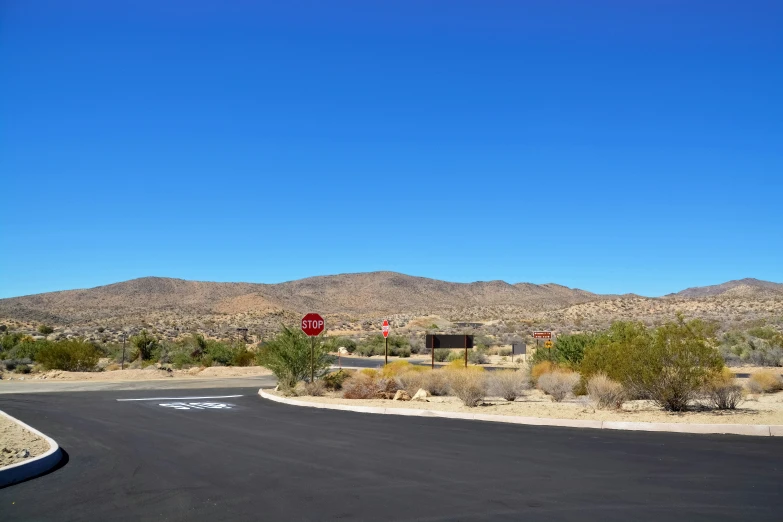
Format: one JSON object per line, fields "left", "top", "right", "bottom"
{"left": 1, "top": 1, "right": 781, "bottom": 298}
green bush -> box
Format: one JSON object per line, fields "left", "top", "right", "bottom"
{"left": 37, "top": 325, "right": 54, "bottom": 335}
{"left": 8, "top": 339, "right": 50, "bottom": 361}
{"left": 36, "top": 339, "right": 101, "bottom": 372}
{"left": 530, "top": 333, "right": 596, "bottom": 367}
{"left": 434, "top": 349, "right": 450, "bottom": 362}
{"left": 256, "top": 326, "right": 335, "bottom": 388}
{"left": 170, "top": 351, "right": 195, "bottom": 369}
{"left": 581, "top": 317, "right": 723, "bottom": 411}
{"left": 323, "top": 369, "right": 352, "bottom": 390}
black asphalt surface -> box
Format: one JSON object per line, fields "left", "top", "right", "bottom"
{"left": 2, "top": 388, "right": 782, "bottom": 521}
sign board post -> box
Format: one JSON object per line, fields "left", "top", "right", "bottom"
{"left": 532, "top": 331, "right": 553, "bottom": 360}
{"left": 301, "top": 313, "right": 325, "bottom": 382}
{"left": 382, "top": 320, "right": 390, "bottom": 366}
{"left": 425, "top": 335, "right": 475, "bottom": 369}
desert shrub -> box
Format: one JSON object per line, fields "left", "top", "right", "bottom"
{"left": 395, "top": 370, "right": 426, "bottom": 393}
{"left": 390, "top": 346, "right": 411, "bottom": 358}
{"left": 8, "top": 338, "right": 49, "bottom": 361}
{"left": 747, "top": 371, "right": 783, "bottom": 394}
{"left": 0, "top": 332, "right": 24, "bottom": 354}
{"left": 185, "top": 333, "right": 209, "bottom": 359}
{"left": 446, "top": 350, "right": 464, "bottom": 363}
{"left": 14, "top": 363, "right": 31, "bottom": 374}
{"left": 380, "top": 360, "right": 413, "bottom": 377}
{"left": 232, "top": 348, "right": 255, "bottom": 367}
{"left": 256, "top": 326, "right": 335, "bottom": 388}
{"left": 446, "top": 367, "right": 488, "bottom": 407}
{"left": 356, "top": 335, "right": 410, "bottom": 357}
{"left": 296, "top": 380, "right": 325, "bottom": 397}
{"left": 703, "top": 369, "right": 744, "bottom": 409}
{"left": 422, "top": 370, "right": 450, "bottom": 396}
{"left": 488, "top": 370, "right": 528, "bottom": 401}
{"left": 538, "top": 370, "right": 580, "bottom": 402}
{"left": 530, "top": 333, "right": 596, "bottom": 367}
{"left": 323, "top": 369, "right": 352, "bottom": 390}
{"left": 342, "top": 372, "right": 399, "bottom": 399}
{"left": 325, "top": 337, "right": 357, "bottom": 354}
{"left": 498, "top": 348, "right": 512, "bottom": 357}
{"left": 586, "top": 373, "right": 625, "bottom": 409}
{"left": 36, "top": 339, "right": 101, "bottom": 372}
{"left": 130, "top": 330, "right": 159, "bottom": 361}
{"left": 720, "top": 330, "right": 783, "bottom": 367}
{"left": 105, "top": 363, "right": 121, "bottom": 372}
{"left": 531, "top": 361, "right": 555, "bottom": 385}
{"left": 581, "top": 317, "right": 723, "bottom": 411}
{"left": 170, "top": 350, "right": 195, "bottom": 369}
{"left": 580, "top": 321, "right": 651, "bottom": 382}
{"left": 434, "top": 349, "right": 450, "bottom": 362}
{"left": 37, "top": 325, "right": 54, "bottom": 335}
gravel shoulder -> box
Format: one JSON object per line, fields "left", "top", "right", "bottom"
{"left": 0, "top": 413, "right": 50, "bottom": 468}
{"left": 271, "top": 388, "right": 783, "bottom": 425}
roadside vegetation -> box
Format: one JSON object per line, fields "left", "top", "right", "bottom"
{"left": 279, "top": 315, "right": 779, "bottom": 418}
{"left": 0, "top": 329, "right": 257, "bottom": 374}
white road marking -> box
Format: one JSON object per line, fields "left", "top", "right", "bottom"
{"left": 159, "top": 402, "right": 233, "bottom": 410}
{"left": 116, "top": 395, "right": 243, "bottom": 402}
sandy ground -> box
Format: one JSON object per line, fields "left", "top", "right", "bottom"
{"left": 274, "top": 388, "right": 783, "bottom": 425}
{"left": 1, "top": 413, "right": 50, "bottom": 468}
{"left": 0, "top": 366, "right": 272, "bottom": 382}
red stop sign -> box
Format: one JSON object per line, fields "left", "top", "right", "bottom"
{"left": 382, "top": 319, "right": 390, "bottom": 338}
{"left": 301, "top": 313, "right": 325, "bottom": 337}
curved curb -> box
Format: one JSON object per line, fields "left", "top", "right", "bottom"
{"left": 0, "top": 409, "right": 62, "bottom": 488}
{"left": 258, "top": 389, "right": 783, "bottom": 437}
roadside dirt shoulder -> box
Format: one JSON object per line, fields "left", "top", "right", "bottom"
{"left": 269, "top": 389, "right": 783, "bottom": 425}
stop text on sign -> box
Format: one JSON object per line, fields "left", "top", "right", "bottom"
{"left": 301, "top": 313, "right": 325, "bottom": 337}
{"left": 533, "top": 331, "right": 552, "bottom": 339}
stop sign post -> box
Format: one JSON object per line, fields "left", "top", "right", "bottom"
{"left": 302, "top": 313, "right": 325, "bottom": 382}
{"left": 382, "top": 320, "right": 390, "bottom": 365}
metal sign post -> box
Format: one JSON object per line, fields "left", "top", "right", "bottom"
{"left": 382, "top": 320, "right": 390, "bottom": 366}
{"left": 301, "top": 313, "right": 325, "bottom": 382}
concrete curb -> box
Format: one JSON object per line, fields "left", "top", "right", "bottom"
{"left": 0, "top": 409, "right": 63, "bottom": 487}
{"left": 258, "top": 389, "right": 783, "bottom": 437}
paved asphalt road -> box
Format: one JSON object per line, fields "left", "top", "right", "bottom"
{"left": 2, "top": 387, "right": 783, "bottom": 521}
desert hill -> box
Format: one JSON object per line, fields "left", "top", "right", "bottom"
{"left": 0, "top": 272, "right": 781, "bottom": 343}
{"left": 0, "top": 272, "right": 604, "bottom": 324}
{"left": 672, "top": 278, "right": 783, "bottom": 298}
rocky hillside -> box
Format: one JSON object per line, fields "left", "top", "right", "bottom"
{"left": 672, "top": 278, "right": 783, "bottom": 298}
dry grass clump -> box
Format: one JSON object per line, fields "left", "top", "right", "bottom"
{"left": 586, "top": 373, "right": 625, "bottom": 409}
{"left": 295, "top": 380, "right": 326, "bottom": 396}
{"left": 538, "top": 370, "right": 580, "bottom": 402}
{"left": 446, "top": 368, "right": 488, "bottom": 407}
{"left": 395, "top": 370, "right": 427, "bottom": 394}
{"left": 488, "top": 370, "right": 528, "bottom": 401}
{"left": 342, "top": 371, "right": 399, "bottom": 399}
{"left": 531, "top": 361, "right": 555, "bottom": 385}
{"left": 423, "top": 370, "right": 450, "bottom": 396}
{"left": 747, "top": 370, "right": 783, "bottom": 394}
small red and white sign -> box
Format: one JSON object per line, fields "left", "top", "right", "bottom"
{"left": 301, "top": 313, "right": 325, "bottom": 337}
{"left": 382, "top": 320, "right": 390, "bottom": 338}
{"left": 533, "top": 331, "right": 552, "bottom": 339}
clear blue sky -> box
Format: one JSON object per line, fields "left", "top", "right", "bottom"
{"left": 1, "top": 1, "right": 781, "bottom": 299}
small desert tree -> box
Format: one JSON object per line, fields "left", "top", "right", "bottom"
{"left": 256, "top": 326, "right": 335, "bottom": 389}
{"left": 130, "top": 330, "right": 159, "bottom": 361}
